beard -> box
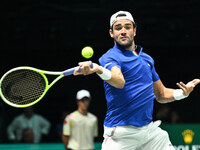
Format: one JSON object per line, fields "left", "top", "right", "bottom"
{"left": 115, "top": 37, "right": 133, "bottom": 50}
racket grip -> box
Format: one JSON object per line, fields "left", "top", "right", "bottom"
{"left": 63, "top": 61, "right": 93, "bottom": 76}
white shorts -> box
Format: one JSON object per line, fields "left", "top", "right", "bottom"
{"left": 101, "top": 120, "right": 175, "bottom": 150}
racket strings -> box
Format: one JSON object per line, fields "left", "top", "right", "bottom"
{"left": 1, "top": 70, "right": 46, "bottom": 105}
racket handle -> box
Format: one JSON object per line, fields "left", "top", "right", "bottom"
{"left": 63, "top": 61, "right": 93, "bottom": 76}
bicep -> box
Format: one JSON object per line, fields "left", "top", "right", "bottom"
{"left": 153, "top": 80, "right": 165, "bottom": 96}
{"left": 153, "top": 79, "right": 166, "bottom": 103}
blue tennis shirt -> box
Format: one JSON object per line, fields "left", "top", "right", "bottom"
{"left": 99, "top": 45, "right": 160, "bottom": 127}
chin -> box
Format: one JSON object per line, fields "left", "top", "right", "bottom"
{"left": 118, "top": 43, "right": 132, "bottom": 49}
{"left": 116, "top": 40, "right": 132, "bottom": 49}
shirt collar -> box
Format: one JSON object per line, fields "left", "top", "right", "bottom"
{"left": 114, "top": 44, "right": 143, "bottom": 56}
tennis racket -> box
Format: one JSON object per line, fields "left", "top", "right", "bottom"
{"left": 0, "top": 62, "right": 93, "bottom": 108}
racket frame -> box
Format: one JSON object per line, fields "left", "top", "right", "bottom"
{"left": 0, "top": 62, "right": 92, "bottom": 108}
{"left": 0, "top": 66, "right": 65, "bottom": 108}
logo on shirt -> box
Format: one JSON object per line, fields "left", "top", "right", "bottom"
{"left": 104, "top": 62, "right": 112, "bottom": 68}
{"left": 64, "top": 120, "right": 68, "bottom": 124}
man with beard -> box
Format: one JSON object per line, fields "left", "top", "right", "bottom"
{"left": 74, "top": 11, "right": 200, "bottom": 150}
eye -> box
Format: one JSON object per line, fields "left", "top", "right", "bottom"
{"left": 114, "top": 25, "right": 122, "bottom": 31}
{"left": 125, "top": 25, "right": 131, "bottom": 30}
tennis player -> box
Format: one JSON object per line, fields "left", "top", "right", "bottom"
{"left": 74, "top": 11, "right": 200, "bottom": 150}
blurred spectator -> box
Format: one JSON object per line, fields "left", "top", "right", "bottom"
{"left": 7, "top": 106, "right": 51, "bottom": 143}
{"left": 0, "top": 102, "right": 5, "bottom": 143}
{"left": 62, "top": 89, "right": 98, "bottom": 150}
{"left": 156, "top": 105, "right": 171, "bottom": 123}
{"left": 155, "top": 105, "right": 182, "bottom": 124}
{"left": 171, "top": 111, "right": 182, "bottom": 124}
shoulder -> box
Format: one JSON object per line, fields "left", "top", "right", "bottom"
{"left": 88, "top": 112, "right": 98, "bottom": 120}
{"left": 99, "top": 47, "right": 121, "bottom": 62}
{"left": 141, "top": 51, "right": 155, "bottom": 64}
{"left": 66, "top": 111, "right": 77, "bottom": 119}
{"left": 34, "top": 114, "right": 46, "bottom": 120}
{"left": 17, "top": 114, "right": 24, "bottom": 118}
{"left": 140, "top": 49, "right": 153, "bottom": 59}
{"left": 99, "top": 48, "right": 114, "bottom": 60}
{"left": 12, "top": 114, "right": 23, "bottom": 121}
{"left": 99, "top": 47, "right": 123, "bottom": 69}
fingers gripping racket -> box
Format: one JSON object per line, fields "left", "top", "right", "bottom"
{"left": 0, "top": 62, "right": 93, "bottom": 108}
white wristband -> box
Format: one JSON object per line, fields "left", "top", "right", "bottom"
{"left": 173, "top": 89, "right": 188, "bottom": 100}
{"left": 97, "top": 67, "right": 111, "bottom": 80}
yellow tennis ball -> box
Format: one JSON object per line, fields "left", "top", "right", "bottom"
{"left": 81, "top": 46, "right": 94, "bottom": 59}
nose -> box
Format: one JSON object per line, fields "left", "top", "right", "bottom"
{"left": 121, "top": 27, "right": 127, "bottom": 35}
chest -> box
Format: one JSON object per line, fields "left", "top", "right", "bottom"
{"left": 71, "top": 115, "right": 95, "bottom": 129}
{"left": 17, "top": 117, "right": 36, "bottom": 129}
{"left": 121, "top": 56, "right": 153, "bottom": 82}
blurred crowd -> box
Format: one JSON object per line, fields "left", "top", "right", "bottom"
{"left": 0, "top": 99, "right": 182, "bottom": 145}
{"left": 0, "top": 89, "right": 98, "bottom": 150}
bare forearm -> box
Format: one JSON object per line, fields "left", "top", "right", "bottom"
{"left": 62, "top": 135, "right": 69, "bottom": 149}
{"left": 154, "top": 79, "right": 200, "bottom": 103}
{"left": 106, "top": 72, "right": 125, "bottom": 89}
{"left": 155, "top": 87, "right": 175, "bottom": 103}
{"left": 101, "top": 66, "right": 125, "bottom": 89}
{"left": 153, "top": 80, "right": 176, "bottom": 103}
{"left": 74, "top": 62, "right": 125, "bottom": 88}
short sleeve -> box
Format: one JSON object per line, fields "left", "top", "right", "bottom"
{"left": 94, "top": 119, "right": 98, "bottom": 137}
{"left": 62, "top": 115, "right": 72, "bottom": 136}
{"left": 99, "top": 53, "right": 121, "bottom": 70}
{"left": 152, "top": 65, "right": 160, "bottom": 82}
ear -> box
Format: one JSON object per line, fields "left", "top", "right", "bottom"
{"left": 109, "top": 29, "right": 114, "bottom": 38}
{"left": 133, "top": 27, "right": 136, "bottom": 37}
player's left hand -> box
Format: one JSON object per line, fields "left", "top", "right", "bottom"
{"left": 176, "top": 79, "right": 200, "bottom": 96}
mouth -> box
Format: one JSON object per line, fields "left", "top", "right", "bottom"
{"left": 120, "top": 36, "right": 128, "bottom": 41}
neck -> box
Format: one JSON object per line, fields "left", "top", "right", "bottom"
{"left": 78, "top": 108, "right": 87, "bottom": 115}
{"left": 115, "top": 41, "right": 136, "bottom": 51}
{"left": 25, "top": 114, "right": 32, "bottom": 119}
{"left": 128, "top": 42, "right": 136, "bottom": 51}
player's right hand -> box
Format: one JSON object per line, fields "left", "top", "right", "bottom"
{"left": 73, "top": 61, "right": 102, "bottom": 76}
